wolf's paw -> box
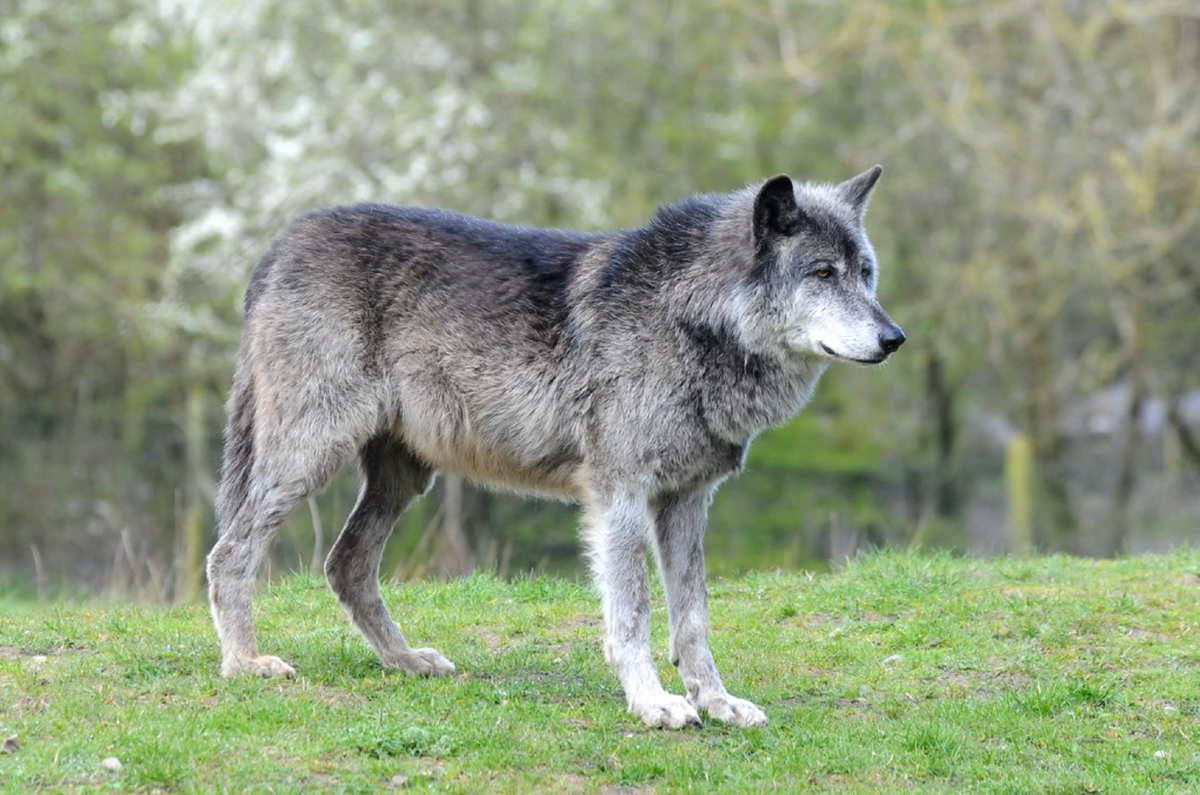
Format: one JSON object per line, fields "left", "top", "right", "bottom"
{"left": 221, "top": 654, "right": 297, "bottom": 679}
{"left": 695, "top": 692, "right": 767, "bottom": 727}
{"left": 630, "top": 693, "right": 703, "bottom": 730}
{"left": 383, "top": 647, "right": 456, "bottom": 677}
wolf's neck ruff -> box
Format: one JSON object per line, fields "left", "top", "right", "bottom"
{"left": 672, "top": 316, "right": 829, "bottom": 445}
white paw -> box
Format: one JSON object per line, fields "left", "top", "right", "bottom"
{"left": 695, "top": 692, "right": 768, "bottom": 727}
{"left": 221, "top": 654, "right": 297, "bottom": 679}
{"left": 383, "top": 647, "right": 456, "bottom": 676}
{"left": 629, "top": 692, "right": 703, "bottom": 730}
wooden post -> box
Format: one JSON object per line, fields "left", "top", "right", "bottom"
{"left": 1006, "top": 432, "right": 1033, "bottom": 555}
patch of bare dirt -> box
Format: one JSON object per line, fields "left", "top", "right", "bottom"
{"left": 467, "top": 627, "right": 505, "bottom": 652}
{"left": 935, "top": 668, "right": 1032, "bottom": 699}
{"left": 5, "top": 692, "right": 52, "bottom": 721}
{"left": 559, "top": 614, "right": 602, "bottom": 632}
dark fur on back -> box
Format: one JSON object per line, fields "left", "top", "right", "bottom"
{"left": 598, "top": 195, "right": 728, "bottom": 298}
{"left": 249, "top": 205, "right": 600, "bottom": 349}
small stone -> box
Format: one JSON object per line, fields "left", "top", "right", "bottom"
{"left": 828, "top": 626, "right": 845, "bottom": 638}
{"left": 1, "top": 735, "right": 18, "bottom": 753}
{"left": 1154, "top": 750, "right": 1168, "bottom": 759}
{"left": 881, "top": 654, "right": 903, "bottom": 667}
{"left": 391, "top": 774, "right": 409, "bottom": 787}
{"left": 101, "top": 757, "right": 123, "bottom": 772}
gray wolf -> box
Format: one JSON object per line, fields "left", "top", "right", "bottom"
{"left": 207, "top": 166, "right": 904, "bottom": 729}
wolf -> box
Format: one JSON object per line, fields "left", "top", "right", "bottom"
{"left": 207, "top": 166, "right": 904, "bottom": 729}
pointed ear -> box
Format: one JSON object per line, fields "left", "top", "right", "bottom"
{"left": 836, "top": 165, "right": 883, "bottom": 217}
{"left": 753, "top": 175, "right": 803, "bottom": 243}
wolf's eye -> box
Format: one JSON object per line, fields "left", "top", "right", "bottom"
{"left": 813, "top": 262, "right": 834, "bottom": 279}
{"left": 861, "top": 266, "right": 873, "bottom": 281}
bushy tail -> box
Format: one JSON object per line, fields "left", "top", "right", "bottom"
{"left": 214, "top": 368, "right": 256, "bottom": 535}
{"left": 215, "top": 246, "right": 278, "bottom": 536}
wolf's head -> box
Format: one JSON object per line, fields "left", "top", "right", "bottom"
{"left": 732, "top": 166, "right": 904, "bottom": 365}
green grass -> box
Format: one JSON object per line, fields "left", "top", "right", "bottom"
{"left": 2, "top": 550, "right": 1199, "bottom": 793}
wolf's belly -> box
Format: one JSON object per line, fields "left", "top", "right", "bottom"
{"left": 391, "top": 369, "right": 587, "bottom": 500}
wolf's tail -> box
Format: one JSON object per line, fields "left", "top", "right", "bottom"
{"left": 214, "top": 366, "right": 256, "bottom": 536}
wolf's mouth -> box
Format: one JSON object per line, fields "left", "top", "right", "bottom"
{"left": 820, "top": 343, "right": 887, "bottom": 365}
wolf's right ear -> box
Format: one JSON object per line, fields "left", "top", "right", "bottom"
{"left": 753, "top": 175, "right": 803, "bottom": 243}
{"left": 836, "top": 165, "right": 883, "bottom": 217}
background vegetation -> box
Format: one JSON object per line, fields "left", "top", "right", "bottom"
{"left": 2, "top": 0, "right": 1199, "bottom": 599}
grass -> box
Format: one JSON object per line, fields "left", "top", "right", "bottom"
{"left": 2, "top": 550, "right": 1199, "bottom": 793}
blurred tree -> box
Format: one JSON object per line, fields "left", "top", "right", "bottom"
{"left": 762, "top": 0, "right": 1200, "bottom": 553}
{"left": 2, "top": 0, "right": 1198, "bottom": 595}
{"left": 0, "top": 0, "right": 209, "bottom": 593}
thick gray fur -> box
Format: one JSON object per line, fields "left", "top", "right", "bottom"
{"left": 207, "top": 166, "right": 904, "bottom": 729}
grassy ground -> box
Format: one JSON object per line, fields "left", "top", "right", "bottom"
{"left": 1, "top": 550, "right": 1198, "bottom": 793}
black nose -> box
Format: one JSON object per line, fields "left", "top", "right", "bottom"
{"left": 879, "top": 324, "right": 906, "bottom": 354}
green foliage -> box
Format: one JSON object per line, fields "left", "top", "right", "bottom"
{"left": 3, "top": 552, "right": 1200, "bottom": 792}
{"left": 2, "top": 0, "right": 1200, "bottom": 592}
{"left": 0, "top": 0, "right": 211, "bottom": 590}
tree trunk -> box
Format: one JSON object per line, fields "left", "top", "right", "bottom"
{"left": 1024, "top": 329, "right": 1076, "bottom": 552}
{"left": 308, "top": 496, "right": 324, "bottom": 575}
{"left": 176, "top": 364, "right": 207, "bottom": 603}
{"left": 1103, "top": 376, "right": 1145, "bottom": 556}
{"left": 1168, "top": 398, "right": 1200, "bottom": 468}
{"left": 925, "top": 352, "right": 960, "bottom": 519}
{"left": 439, "top": 474, "right": 474, "bottom": 575}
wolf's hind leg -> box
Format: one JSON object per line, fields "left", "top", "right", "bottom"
{"left": 325, "top": 434, "right": 454, "bottom": 676}
{"left": 653, "top": 491, "right": 767, "bottom": 727}
{"left": 208, "top": 422, "right": 350, "bottom": 679}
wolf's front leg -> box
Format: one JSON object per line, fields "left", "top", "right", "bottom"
{"left": 585, "top": 491, "right": 701, "bottom": 729}
{"left": 652, "top": 491, "right": 767, "bottom": 727}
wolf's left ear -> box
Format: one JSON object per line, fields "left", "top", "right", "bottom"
{"left": 754, "top": 175, "right": 804, "bottom": 243}
{"left": 836, "top": 165, "right": 883, "bottom": 218}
